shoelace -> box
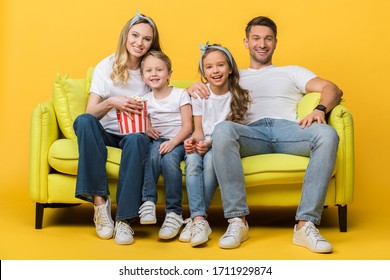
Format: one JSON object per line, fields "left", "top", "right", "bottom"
{"left": 94, "top": 206, "right": 111, "bottom": 229}
{"left": 224, "top": 218, "right": 243, "bottom": 238}
{"left": 182, "top": 218, "right": 192, "bottom": 232}
{"left": 161, "top": 214, "right": 182, "bottom": 230}
{"left": 138, "top": 202, "right": 155, "bottom": 218}
{"left": 304, "top": 223, "right": 326, "bottom": 242}
{"left": 115, "top": 221, "right": 134, "bottom": 237}
{"left": 192, "top": 220, "right": 207, "bottom": 236}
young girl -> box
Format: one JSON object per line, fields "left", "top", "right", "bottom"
{"left": 73, "top": 11, "right": 162, "bottom": 245}
{"left": 180, "top": 42, "right": 251, "bottom": 247}
{"left": 138, "top": 50, "right": 193, "bottom": 240}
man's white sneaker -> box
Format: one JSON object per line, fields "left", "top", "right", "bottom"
{"left": 293, "top": 221, "right": 333, "bottom": 253}
{"left": 219, "top": 217, "right": 249, "bottom": 249}
{"left": 138, "top": 201, "right": 157, "bottom": 224}
{"left": 191, "top": 219, "right": 212, "bottom": 247}
{"left": 179, "top": 218, "right": 192, "bottom": 242}
{"left": 114, "top": 220, "right": 134, "bottom": 245}
{"left": 159, "top": 212, "right": 183, "bottom": 239}
{"left": 93, "top": 197, "right": 114, "bottom": 239}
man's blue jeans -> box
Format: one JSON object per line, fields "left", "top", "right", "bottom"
{"left": 184, "top": 149, "right": 218, "bottom": 218}
{"left": 212, "top": 118, "right": 339, "bottom": 225}
{"left": 73, "top": 113, "right": 150, "bottom": 221}
{"left": 142, "top": 138, "right": 185, "bottom": 215}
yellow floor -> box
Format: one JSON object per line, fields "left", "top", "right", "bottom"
{"left": 1, "top": 185, "right": 390, "bottom": 260}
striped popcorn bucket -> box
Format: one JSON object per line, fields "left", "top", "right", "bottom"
{"left": 116, "top": 101, "right": 149, "bottom": 134}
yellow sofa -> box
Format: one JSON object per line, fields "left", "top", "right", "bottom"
{"left": 29, "top": 68, "right": 354, "bottom": 231}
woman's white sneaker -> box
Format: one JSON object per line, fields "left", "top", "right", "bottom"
{"left": 93, "top": 198, "right": 114, "bottom": 239}
{"left": 114, "top": 221, "right": 134, "bottom": 245}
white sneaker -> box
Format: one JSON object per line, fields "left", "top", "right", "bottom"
{"left": 219, "top": 217, "right": 249, "bottom": 249}
{"left": 138, "top": 201, "right": 157, "bottom": 224}
{"left": 93, "top": 197, "right": 114, "bottom": 239}
{"left": 191, "top": 219, "right": 212, "bottom": 247}
{"left": 114, "top": 221, "right": 134, "bottom": 245}
{"left": 179, "top": 218, "right": 192, "bottom": 242}
{"left": 293, "top": 221, "right": 333, "bottom": 253}
{"left": 159, "top": 212, "right": 183, "bottom": 239}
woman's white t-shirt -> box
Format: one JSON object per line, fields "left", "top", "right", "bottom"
{"left": 89, "top": 54, "right": 150, "bottom": 134}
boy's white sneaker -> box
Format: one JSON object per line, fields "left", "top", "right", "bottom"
{"left": 191, "top": 219, "right": 212, "bottom": 247}
{"left": 159, "top": 212, "right": 183, "bottom": 239}
{"left": 114, "top": 221, "right": 134, "bottom": 245}
{"left": 138, "top": 201, "right": 157, "bottom": 224}
{"left": 93, "top": 197, "right": 114, "bottom": 239}
{"left": 179, "top": 218, "right": 192, "bottom": 242}
{"left": 292, "top": 221, "right": 333, "bottom": 253}
{"left": 219, "top": 217, "right": 249, "bottom": 249}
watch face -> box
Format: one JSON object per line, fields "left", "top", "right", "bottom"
{"left": 316, "top": 105, "right": 326, "bottom": 112}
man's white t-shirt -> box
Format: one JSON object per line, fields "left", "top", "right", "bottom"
{"left": 191, "top": 84, "right": 232, "bottom": 140}
{"left": 89, "top": 54, "right": 150, "bottom": 134}
{"left": 144, "top": 87, "right": 191, "bottom": 140}
{"left": 239, "top": 65, "right": 316, "bottom": 124}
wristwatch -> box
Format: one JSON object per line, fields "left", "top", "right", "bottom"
{"left": 314, "top": 104, "right": 327, "bottom": 113}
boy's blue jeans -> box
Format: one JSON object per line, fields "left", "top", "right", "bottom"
{"left": 184, "top": 149, "right": 218, "bottom": 219}
{"left": 142, "top": 138, "right": 185, "bottom": 215}
{"left": 73, "top": 113, "right": 150, "bottom": 221}
{"left": 212, "top": 118, "right": 339, "bottom": 225}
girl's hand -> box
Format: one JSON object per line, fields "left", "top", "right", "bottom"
{"left": 184, "top": 137, "right": 196, "bottom": 153}
{"left": 188, "top": 82, "right": 210, "bottom": 99}
{"left": 147, "top": 127, "right": 160, "bottom": 140}
{"left": 195, "top": 140, "right": 210, "bottom": 156}
{"left": 159, "top": 140, "right": 175, "bottom": 155}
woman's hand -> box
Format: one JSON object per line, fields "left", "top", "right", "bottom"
{"left": 146, "top": 127, "right": 160, "bottom": 140}
{"left": 110, "top": 96, "right": 144, "bottom": 114}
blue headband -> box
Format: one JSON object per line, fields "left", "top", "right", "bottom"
{"left": 130, "top": 10, "right": 155, "bottom": 28}
{"left": 199, "top": 41, "right": 234, "bottom": 75}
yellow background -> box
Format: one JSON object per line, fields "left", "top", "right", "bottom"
{"left": 1, "top": 0, "right": 390, "bottom": 227}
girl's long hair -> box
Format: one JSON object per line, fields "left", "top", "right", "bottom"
{"left": 200, "top": 46, "right": 251, "bottom": 124}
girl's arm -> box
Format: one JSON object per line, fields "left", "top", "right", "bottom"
{"left": 159, "top": 104, "right": 193, "bottom": 155}
{"left": 184, "top": 116, "right": 204, "bottom": 154}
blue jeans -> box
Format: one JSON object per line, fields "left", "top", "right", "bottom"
{"left": 142, "top": 138, "right": 185, "bottom": 215}
{"left": 73, "top": 114, "right": 150, "bottom": 221}
{"left": 184, "top": 150, "right": 218, "bottom": 218}
{"left": 212, "top": 118, "right": 339, "bottom": 225}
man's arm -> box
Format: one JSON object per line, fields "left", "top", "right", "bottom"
{"left": 298, "top": 77, "right": 343, "bottom": 128}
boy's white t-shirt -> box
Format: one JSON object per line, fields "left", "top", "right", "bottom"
{"left": 144, "top": 87, "right": 191, "bottom": 140}
{"left": 239, "top": 65, "right": 316, "bottom": 124}
{"left": 89, "top": 54, "right": 150, "bottom": 134}
{"left": 191, "top": 84, "right": 232, "bottom": 140}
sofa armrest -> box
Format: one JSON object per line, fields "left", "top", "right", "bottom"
{"left": 328, "top": 104, "right": 354, "bottom": 205}
{"left": 29, "top": 101, "right": 60, "bottom": 202}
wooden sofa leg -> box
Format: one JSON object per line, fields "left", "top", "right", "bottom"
{"left": 35, "top": 203, "right": 45, "bottom": 229}
{"left": 338, "top": 205, "right": 347, "bottom": 232}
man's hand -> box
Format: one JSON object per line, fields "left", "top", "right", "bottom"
{"left": 298, "top": 110, "right": 326, "bottom": 128}
{"left": 188, "top": 82, "right": 210, "bottom": 99}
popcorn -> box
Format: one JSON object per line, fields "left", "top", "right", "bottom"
{"left": 116, "top": 96, "right": 149, "bottom": 134}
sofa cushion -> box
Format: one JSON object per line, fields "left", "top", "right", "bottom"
{"left": 52, "top": 68, "right": 93, "bottom": 140}
{"left": 48, "top": 139, "right": 336, "bottom": 185}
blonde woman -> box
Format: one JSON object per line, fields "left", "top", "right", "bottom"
{"left": 73, "top": 11, "right": 161, "bottom": 245}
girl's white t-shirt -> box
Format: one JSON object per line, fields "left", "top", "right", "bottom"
{"left": 144, "top": 87, "right": 191, "bottom": 139}
{"left": 89, "top": 54, "right": 150, "bottom": 134}
{"left": 191, "top": 84, "right": 232, "bottom": 140}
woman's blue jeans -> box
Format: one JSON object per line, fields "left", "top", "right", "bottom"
{"left": 142, "top": 138, "right": 185, "bottom": 215}
{"left": 184, "top": 150, "right": 218, "bottom": 219}
{"left": 73, "top": 113, "right": 150, "bottom": 221}
{"left": 212, "top": 118, "right": 339, "bottom": 225}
